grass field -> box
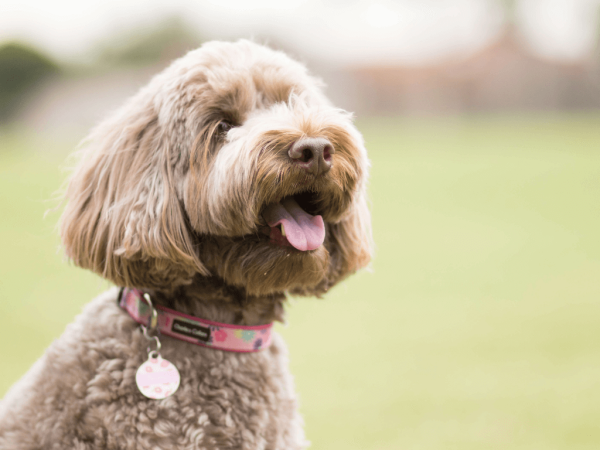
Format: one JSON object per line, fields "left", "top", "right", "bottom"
{"left": 2, "top": 115, "right": 600, "bottom": 449}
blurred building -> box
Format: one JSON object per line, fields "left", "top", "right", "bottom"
{"left": 334, "top": 29, "right": 600, "bottom": 115}
{"left": 13, "top": 28, "right": 600, "bottom": 132}
{"left": 13, "top": 18, "right": 201, "bottom": 133}
{"left": 16, "top": 66, "right": 159, "bottom": 133}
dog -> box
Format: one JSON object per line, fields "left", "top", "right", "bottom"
{"left": 0, "top": 40, "right": 372, "bottom": 449}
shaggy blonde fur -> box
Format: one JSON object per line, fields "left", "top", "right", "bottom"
{"left": 0, "top": 40, "right": 372, "bottom": 449}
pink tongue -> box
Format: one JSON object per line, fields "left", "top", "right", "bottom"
{"left": 262, "top": 197, "right": 325, "bottom": 251}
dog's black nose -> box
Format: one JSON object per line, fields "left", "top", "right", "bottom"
{"left": 288, "top": 137, "right": 334, "bottom": 176}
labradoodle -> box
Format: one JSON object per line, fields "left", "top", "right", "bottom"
{"left": 0, "top": 40, "right": 372, "bottom": 449}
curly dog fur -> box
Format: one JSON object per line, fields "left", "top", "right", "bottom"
{"left": 0, "top": 40, "right": 372, "bottom": 449}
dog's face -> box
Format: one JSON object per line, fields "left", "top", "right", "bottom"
{"left": 61, "top": 40, "right": 372, "bottom": 296}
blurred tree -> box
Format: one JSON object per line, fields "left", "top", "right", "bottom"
{"left": 0, "top": 43, "right": 59, "bottom": 122}
{"left": 495, "top": 0, "right": 522, "bottom": 38}
{"left": 499, "top": 0, "right": 518, "bottom": 24}
{"left": 96, "top": 16, "right": 202, "bottom": 67}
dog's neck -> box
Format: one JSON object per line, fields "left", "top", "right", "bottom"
{"left": 146, "top": 275, "right": 286, "bottom": 326}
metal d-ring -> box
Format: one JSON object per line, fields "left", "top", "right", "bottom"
{"left": 141, "top": 292, "right": 161, "bottom": 356}
{"left": 141, "top": 324, "right": 162, "bottom": 354}
{"left": 143, "top": 292, "right": 158, "bottom": 330}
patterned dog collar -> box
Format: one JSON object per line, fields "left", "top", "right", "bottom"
{"left": 119, "top": 288, "right": 273, "bottom": 352}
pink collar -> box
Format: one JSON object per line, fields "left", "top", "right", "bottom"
{"left": 119, "top": 288, "right": 273, "bottom": 353}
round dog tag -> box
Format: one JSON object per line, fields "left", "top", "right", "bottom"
{"left": 136, "top": 354, "right": 180, "bottom": 399}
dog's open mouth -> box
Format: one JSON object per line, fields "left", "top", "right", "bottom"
{"left": 261, "top": 192, "right": 325, "bottom": 251}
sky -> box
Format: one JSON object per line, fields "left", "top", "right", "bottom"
{"left": 0, "top": 0, "right": 599, "bottom": 66}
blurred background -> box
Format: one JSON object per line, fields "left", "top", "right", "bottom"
{"left": 1, "top": 0, "right": 600, "bottom": 449}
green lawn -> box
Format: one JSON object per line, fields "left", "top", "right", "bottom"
{"left": 2, "top": 115, "right": 600, "bottom": 449}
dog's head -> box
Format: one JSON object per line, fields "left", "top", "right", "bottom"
{"left": 61, "top": 40, "right": 372, "bottom": 296}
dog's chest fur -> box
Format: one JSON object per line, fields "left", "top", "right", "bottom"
{"left": 0, "top": 289, "right": 307, "bottom": 450}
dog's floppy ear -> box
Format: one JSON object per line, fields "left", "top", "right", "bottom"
{"left": 60, "top": 95, "right": 207, "bottom": 290}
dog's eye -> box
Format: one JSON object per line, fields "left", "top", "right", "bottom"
{"left": 218, "top": 121, "right": 234, "bottom": 133}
